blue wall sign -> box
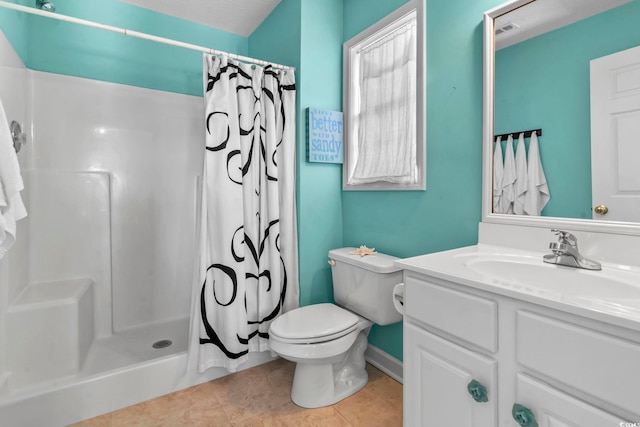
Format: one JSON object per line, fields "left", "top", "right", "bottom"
{"left": 306, "top": 108, "right": 343, "bottom": 163}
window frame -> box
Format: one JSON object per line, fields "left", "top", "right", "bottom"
{"left": 343, "top": 0, "right": 426, "bottom": 191}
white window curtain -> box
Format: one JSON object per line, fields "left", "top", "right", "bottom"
{"left": 350, "top": 18, "right": 417, "bottom": 184}
{"left": 189, "top": 55, "right": 299, "bottom": 373}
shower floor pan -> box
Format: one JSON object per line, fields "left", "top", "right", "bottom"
{"left": 0, "top": 316, "right": 276, "bottom": 426}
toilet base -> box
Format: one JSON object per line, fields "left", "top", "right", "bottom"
{"left": 290, "top": 331, "right": 369, "bottom": 408}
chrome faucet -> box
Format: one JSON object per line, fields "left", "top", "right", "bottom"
{"left": 543, "top": 229, "right": 601, "bottom": 270}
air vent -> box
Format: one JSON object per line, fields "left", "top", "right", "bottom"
{"left": 495, "top": 22, "right": 519, "bottom": 35}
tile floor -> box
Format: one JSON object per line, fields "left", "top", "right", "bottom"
{"left": 69, "top": 359, "right": 403, "bottom": 427}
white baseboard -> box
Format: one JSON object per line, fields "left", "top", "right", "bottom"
{"left": 365, "top": 345, "right": 403, "bottom": 384}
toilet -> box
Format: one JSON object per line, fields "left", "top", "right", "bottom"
{"left": 269, "top": 247, "right": 403, "bottom": 408}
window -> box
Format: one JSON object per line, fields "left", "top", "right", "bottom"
{"left": 343, "top": 0, "right": 426, "bottom": 191}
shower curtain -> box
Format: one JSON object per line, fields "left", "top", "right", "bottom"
{"left": 189, "top": 55, "right": 299, "bottom": 373}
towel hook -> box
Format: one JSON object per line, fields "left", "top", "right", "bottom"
{"left": 10, "top": 121, "right": 27, "bottom": 153}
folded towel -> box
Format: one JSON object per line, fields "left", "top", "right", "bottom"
{"left": 513, "top": 133, "right": 528, "bottom": 215}
{"left": 501, "top": 135, "right": 516, "bottom": 214}
{"left": 0, "top": 98, "right": 27, "bottom": 259}
{"left": 524, "top": 132, "right": 550, "bottom": 216}
{"left": 493, "top": 136, "right": 504, "bottom": 214}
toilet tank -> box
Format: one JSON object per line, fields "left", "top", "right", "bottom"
{"left": 329, "top": 248, "right": 403, "bottom": 326}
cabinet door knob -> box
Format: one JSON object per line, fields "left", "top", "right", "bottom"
{"left": 512, "top": 403, "right": 538, "bottom": 427}
{"left": 466, "top": 379, "right": 488, "bottom": 402}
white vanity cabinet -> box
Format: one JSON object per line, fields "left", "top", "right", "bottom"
{"left": 402, "top": 271, "right": 640, "bottom": 427}
{"left": 403, "top": 322, "right": 497, "bottom": 426}
{"left": 403, "top": 274, "right": 499, "bottom": 426}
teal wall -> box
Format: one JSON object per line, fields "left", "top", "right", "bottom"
{"left": 341, "top": 0, "right": 502, "bottom": 360}
{"left": 342, "top": 0, "right": 410, "bottom": 361}
{"left": 251, "top": 0, "right": 344, "bottom": 308}
{"left": 343, "top": 0, "right": 408, "bottom": 40}
{"left": 0, "top": 0, "right": 28, "bottom": 62}
{"left": 0, "top": 0, "right": 247, "bottom": 95}
{"left": 297, "top": 0, "right": 345, "bottom": 306}
{"left": 495, "top": 0, "right": 640, "bottom": 219}
{"left": 249, "top": 1, "right": 301, "bottom": 73}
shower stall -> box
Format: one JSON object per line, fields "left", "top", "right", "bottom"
{"left": 0, "top": 9, "right": 276, "bottom": 427}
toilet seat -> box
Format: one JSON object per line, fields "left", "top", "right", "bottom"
{"left": 269, "top": 303, "right": 359, "bottom": 344}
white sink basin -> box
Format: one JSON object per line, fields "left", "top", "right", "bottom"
{"left": 454, "top": 252, "right": 640, "bottom": 300}
{"left": 396, "top": 244, "right": 640, "bottom": 326}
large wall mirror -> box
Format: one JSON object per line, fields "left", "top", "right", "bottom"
{"left": 482, "top": 0, "right": 640, "bottom": 235}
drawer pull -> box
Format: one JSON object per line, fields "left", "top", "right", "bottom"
{"left": 466, "top": 379, "right": 488, "bottom": 402}
{"left": 512, "top": 403, "right": 538, "bottom": 427}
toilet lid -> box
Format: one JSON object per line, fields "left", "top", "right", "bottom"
{"left": 270, "top": 303, "right": 359, "bottom": 343}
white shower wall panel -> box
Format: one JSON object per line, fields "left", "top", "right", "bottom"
{"left": 0, "top": 31, "right": 30, "bottom": 304}
{"left": 28, "top": 171, "right": 112, "bottom": 338}
{"left": 0, "top": 29, "right": 30, "bottom": 389}
{"left": 29, "top": 71, "right": 204, "bottom": 331}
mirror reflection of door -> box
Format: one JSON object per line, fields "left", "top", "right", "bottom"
{"left": 590, "top": 44, "right": 640, "bottom": 222}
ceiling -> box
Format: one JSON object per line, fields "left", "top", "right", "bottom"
{"left": 495, "top": 0, "right": 632, "bottom": 49}
{"left": 120, "top": 0, "right": 281, "bottom": 37}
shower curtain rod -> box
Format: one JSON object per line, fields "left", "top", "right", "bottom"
{"left": 0, "top": 0, "right": 294, "bottom": 71}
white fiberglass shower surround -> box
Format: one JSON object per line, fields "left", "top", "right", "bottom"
{"left": 0, "top": 8, "right": 289, "bottom": 427}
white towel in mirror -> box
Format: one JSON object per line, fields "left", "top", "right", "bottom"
{"left": 493, "top": 136, "right": 504, "bottom": 214}
{"left": 501, "top": 135, "right": 516, "bottom": 214}
{"left": 513, "top": 133, "right": 528, "bottom": 215}
{"left": 524, "top": 132, "right": 550, "bottom": 216}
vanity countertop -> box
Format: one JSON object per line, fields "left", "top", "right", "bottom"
{"left": 396, "top": 244, "right": 640, "bottom": 331}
